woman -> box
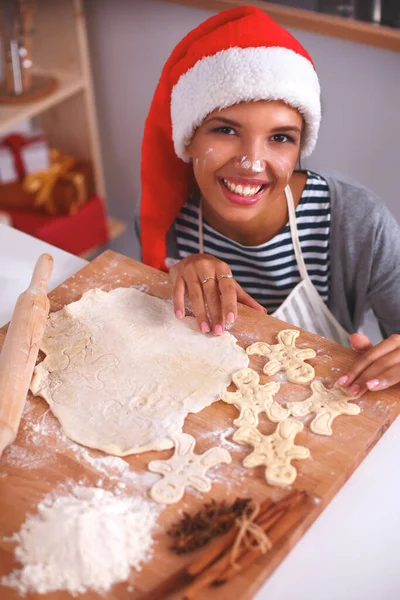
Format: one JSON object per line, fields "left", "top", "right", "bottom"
{"left": 138, "top": 6, "right": 400, "bottom": 395}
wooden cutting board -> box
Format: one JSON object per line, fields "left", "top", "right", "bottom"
{"left": 1, "top": 249, "right": 399, "bottom": 600}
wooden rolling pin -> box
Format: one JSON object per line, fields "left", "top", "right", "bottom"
{"left": 0, "top": 253, "right": 53, "bottom": 458}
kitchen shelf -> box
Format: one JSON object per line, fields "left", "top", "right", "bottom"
{"left": 161, "top": 0, "right": 400, "bottom": 52}
{"left": 0, "top": 70, "right": 85, "bottom": 135}
{"left": 1, "top": 0, "right": 128, "bottom": 257}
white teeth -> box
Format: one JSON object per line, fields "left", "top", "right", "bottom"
{"left": 222, "top": 179, "right": 263, "bottom": 197}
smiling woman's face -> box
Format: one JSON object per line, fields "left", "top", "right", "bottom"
{"left": 186, "top": 100, "right": 303, "bottom": 228}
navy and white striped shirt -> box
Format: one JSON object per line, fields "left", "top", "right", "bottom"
{"left": 175, "top": 171, "right": 331, "bottom": 313}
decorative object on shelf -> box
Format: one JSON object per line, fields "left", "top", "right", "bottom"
{"left": 0, "top": 131, "right": 49, "bottom": 179}
{"left": 0, "top": 146, "right": 94, "bottom": 216}
{"left": 381, "top": 0, "right": 400, "bottom": 27}
{"left": 0, "top": 0, "right": 57, "bottom": 103}
{"left": 353, "top": 0, "right": 381, "bottom": 24}
{"left": 23, "top": 148, "right": 92, "bottom": 215}
{"left": 3, "top": 194, "right": 109, "bottom": 255}
{"left": 318, "top": 1, "right": 354, "bottom": 18}
{"left": 0, "top": 145, "right": 18, "bottom": 183}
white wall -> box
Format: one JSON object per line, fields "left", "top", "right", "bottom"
{"left": 85, "top": 0, "right": 400, "bottom": 222}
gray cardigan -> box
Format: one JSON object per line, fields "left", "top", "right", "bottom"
{"left": 135, "top": 171, "right": 400, "bottom": 338}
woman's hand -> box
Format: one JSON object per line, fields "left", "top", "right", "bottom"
{"left": 169, "top": 254, "right": 266, "bottom": 335}
{"left": 337, "top": 333, "right": 400, "bottom": 395}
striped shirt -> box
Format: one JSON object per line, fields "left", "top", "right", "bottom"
{"left": 175, "top": 171, "right": 331, "bottom": 313}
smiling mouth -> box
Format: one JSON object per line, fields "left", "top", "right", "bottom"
{"left": 220, "top": 178, "right": 267, "bottom": 197}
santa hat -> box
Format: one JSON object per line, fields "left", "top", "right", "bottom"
{"left": 141, "top": 5, "right": 321, "bottom": 271}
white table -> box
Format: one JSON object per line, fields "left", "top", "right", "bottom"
{"left": 1, "top": 224, "right": 399, "bottom": 600}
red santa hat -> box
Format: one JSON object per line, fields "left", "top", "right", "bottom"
{"left": 141, "top": 5, "right": 321, "bottom": 271}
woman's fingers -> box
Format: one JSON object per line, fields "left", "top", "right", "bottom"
{"left": 362, "top": 363, "right": 400, "bottom": 392}
{"left": 201, "top": 276, "right": 224, "bottom": 334}
{"left": 169, "top": 255, "right": 267, "bottom": 335}
{"left": 348, "top": 348, "right": 400, "bottom": 395}
{"left": 236, "top": 283, "right": 267, "bottom": 313}
{"left": 215, "top": 265, "right": 238, "bottom": 324}
{"left": 338, "top": 334, "right": 400, "bottom": 395}
{"left": 349, "top": 333, "right": 373, "bottom": 353}
{"left": 172, "top": 275, "right": 186, "bottom": 320}
{"left": 185, "top": 271, "right": 212, "bottom": 333}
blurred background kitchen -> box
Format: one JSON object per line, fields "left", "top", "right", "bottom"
{"left": 1, "top": 0, "right": 399, "bottom": 269}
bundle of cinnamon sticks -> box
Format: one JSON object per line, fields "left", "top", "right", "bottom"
{"left": 142, "top": 489, "right": 313, "bottom": 600}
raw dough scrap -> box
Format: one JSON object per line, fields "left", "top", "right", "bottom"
{"left": 148, "top": 433, "right": 231, "bottom": 504}
{"left": 246, "top": 329, "right": 316, "bottom": 384}
{"left": 233, "top": 420, "right": 310, "bottom": 487}
{"left": 30, "top": 287, "right": 249, "bottom": 456}
{"left": 222, "top": 368, "right": 290, "bottom": 427}
{"left": 287, "top": 380, "right": 360, "bottom": 436}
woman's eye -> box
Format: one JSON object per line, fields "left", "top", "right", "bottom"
{"left": 270, "top": 134, "right": 296, "bottom": 144}
{"left": 212, "top": 126, "right": 236, "bottom": 135}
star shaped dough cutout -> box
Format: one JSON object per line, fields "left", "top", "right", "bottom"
{"left": 148, "top": 432, "right": 231, "bottom": 504}
{"left": 287, "top": 380, "right": 360, "bottom": 436}
{"left": 246, "top": 329, "right": 316, "bottom": 384}
{"left": 222, "top": 367, "right": 290, "bottom": 427}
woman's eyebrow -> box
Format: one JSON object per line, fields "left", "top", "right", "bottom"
{"left": 269, "top": 125, "right": 302, "bottom": 134}
{"left": 204, "top": 116, "right": 242, "bottom": 127}
{"left": 204, "top": 117, "right": 301, "bottom": 134}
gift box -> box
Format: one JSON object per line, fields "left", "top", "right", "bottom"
{"left": 0, "top": 132, "right": 50, "bottom": 181}
{"left": 0, "top": 149, "right": 94, "bottom": 216}
{"left": 5, "top": 195, "right": 109, "bottom": 256}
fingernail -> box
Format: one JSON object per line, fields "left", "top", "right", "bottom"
{"left": 263, "top": 308, "right": 268, "bottom": 314}
{"left": 226, "top": 312, "right": 235, "bottom": 324}
{"left": 366, "top": 378, "right": 380, "bottom": 390}
{"left": 349, "top": 384, "right": 360, "bottom": 396}
{"left": 337, "top": 376, "right": 348, "bottom": 386}
{"left": 175, "top": 310, "right": 183, "bottom": 320}
{"left": 200, "top": 321, "right": 210, "bottom": 334}
{"left": 213, "top": 324, "right": 223, "bottom": 336}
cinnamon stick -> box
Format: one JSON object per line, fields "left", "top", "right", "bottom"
{"left": 183, "top": 491, "right": 306, "bottom": 598}
{"left": 142, "top": 490, "right": 306, "bottom": 600}
{"left": 187, "top": 498, "right": 273, "bottom": 577}
{"left": 215, "top": 493, "right": 311, "bottom": 584}
{"left": 183, "top": 503, "right": 290, "bottom": 598}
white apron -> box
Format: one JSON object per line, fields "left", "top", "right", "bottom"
{"left": 199, "top": 186, "right": 351, "bottom": 346}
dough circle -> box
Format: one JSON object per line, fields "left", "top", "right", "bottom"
{"left": 30, "top": 288, "right": 249, "bottom": 455}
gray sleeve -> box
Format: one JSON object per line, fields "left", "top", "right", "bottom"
{"left": 325, "top": 171, "right": 400, "bottom": 337}
{"left": 367, "top": 204, "right": 400, "bottom": 337}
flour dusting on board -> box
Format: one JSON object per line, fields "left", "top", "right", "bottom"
{"left": 2, "top": 485, "right": 158, "bottom": 595}
{"left": 1, "top": 403, "right": 162, "bottom": 493}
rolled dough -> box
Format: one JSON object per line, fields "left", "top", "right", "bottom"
{"left": 30, "top": 288, "right": 249, "bottom": 456}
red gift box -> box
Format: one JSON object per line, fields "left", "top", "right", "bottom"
{"left": 6, "top": 195, "right": 109, "bottom": 255}
{"left": 1, "top": 132, "right": 50, "bottom": 180}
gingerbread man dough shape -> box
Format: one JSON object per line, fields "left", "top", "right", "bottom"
{"left": 148, "top": 432, "right": 231, "bottom": 504}
{"left": 287, "top": 380, "right": 360, "bottom": 436}
{"left": 233, "top": 420, "right": 310, "bottom": 487}
{"left": 222, "top": 368, "right": 290, "bottom": 427}
{"left": 247, "top": 329, "right": 316, "bottom": 384}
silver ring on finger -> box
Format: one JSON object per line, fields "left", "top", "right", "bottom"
{"left": 217, "top": 273, "right": 234, "bottom": 282}
{"left": 201, "top": 275, "right": 217, "bottom": 285}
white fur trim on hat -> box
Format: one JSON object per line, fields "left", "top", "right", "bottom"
{"left": 171, "top": 46, "right": 321, "bottom": 161}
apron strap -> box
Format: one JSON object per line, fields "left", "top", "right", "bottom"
{"left": 284, "top": 185, "right": 310, "bottom": 283}
{"left": 199, "top": 200, "right": 204, "bottom": 254}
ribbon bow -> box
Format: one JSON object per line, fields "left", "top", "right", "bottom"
{"left": 230, "top": 500, "right": 272, "bottom": 569}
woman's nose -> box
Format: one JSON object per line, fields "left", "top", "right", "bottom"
{"left": 233, "top": 138, "right": 267, "bottom": 174}
{"left": 234, "top": 155, "right": 265, "bottom": 174}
